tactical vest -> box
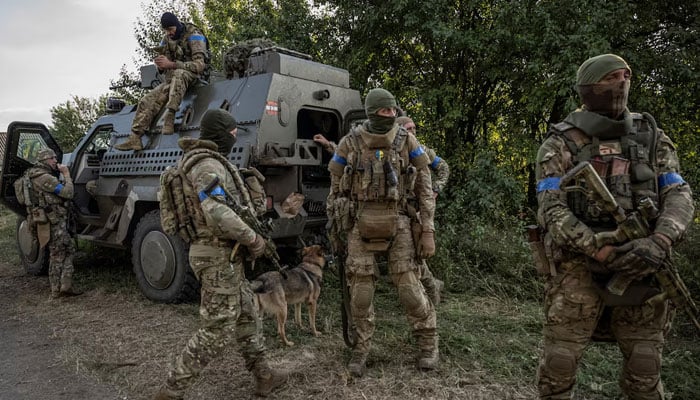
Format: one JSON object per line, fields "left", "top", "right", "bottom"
{"left": 552, "top": 112, "right": 660, "bottom": 230}
{"left": 159, "top": 147, "right": 262, "bottom": 243}
{"left": 340, "top": 125, "right": 415, "bottom": 205}
{"left": 162, "top": 23, "right": 211, "bottom": 79}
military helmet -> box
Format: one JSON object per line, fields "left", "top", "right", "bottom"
{"left": 37, "top": 148, "right": 57, "bottom": 162}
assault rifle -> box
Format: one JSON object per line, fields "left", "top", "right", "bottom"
{"left": 560, "top": 161, "right": 700, "bottom": 332}
{"left": 203, "top": 176, "right": 285, "bottom": 277}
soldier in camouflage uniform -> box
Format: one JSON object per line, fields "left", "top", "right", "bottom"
{"left": 21, "top": 148, "right": 79, "bottom": 298}
{"left": 116, "top": 12, "right": 209, "bottom": 151}
{"left": 153, "top": 109, "right": 287, "bottom": 400}
{"left": 535, "top": 54, "right": 694, "bottom": 399}
{"left": 397, "top": 116, "right": 448, "bottom": 305}
{"left": 327, "top": 88, "right": 438, "bottom": 377}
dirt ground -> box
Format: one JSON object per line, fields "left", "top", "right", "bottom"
{"left": 0, "top": 247, "right": 535, "bottom": 400}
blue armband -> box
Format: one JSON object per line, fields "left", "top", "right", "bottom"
{"left": 188, "top": 34, "right": 207, "bottom": 44}
{"left": 198, "top": 185, "right": 226, "bottom": 202}
{"left": 430, "top": 156, "right": 442, "bottom": 169}
{"left": 53, "top": 183, "right": 64, "bottom": 195}
{"left": 658, "top": 172, "right": 685, "bottom": 188}
{"left": 536, "top": 177, "right": 560, "bottom": 192}
{"left": 409, "top": 146, "right": 425, "bottom": 160}
{"left": 331, "top": 153, "right": 347, "bottom": 166}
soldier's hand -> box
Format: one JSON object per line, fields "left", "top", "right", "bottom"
{"left": 246, "top": 234, "right": 266, "bottom": 259}
{"left": 418, "top": 230, "right": 436, "bottom": 259}
{"left": 608, "top": 234, "right": 670, "bottom": 280}
{"left": 154, "top": 55, "right": 175, "bottom": 70}
{"left": 57, "top": 164, "right": 69, "bottom": 175}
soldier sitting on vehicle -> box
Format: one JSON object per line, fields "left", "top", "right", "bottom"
{"left": 115, "top": 12, "right": 209, "bottom": 151}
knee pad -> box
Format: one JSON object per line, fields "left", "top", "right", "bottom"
{"left": 627, "top": 343, "right": 661, "bottom": 376}
{"left": 350, "top": 276, "right": 374, "bottom": 315}
{"left": 544, "top": 345, "right": 577, "bottom": 377}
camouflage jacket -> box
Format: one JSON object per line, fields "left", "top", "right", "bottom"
{"left": 27, "top": 164, "right": 73, "bottom": 216}
{"left": 182, "top": 139, "right": 256, "bottom": 245}
{"left": 535, "top": 109, "right": 694, "bottom": 258}
{"left": 425, "top": 147, "right": 450, "bottom": 194}
{"left": 327, "top": 122, "right": 436, "bottom": 231}
{"left": 159, "top": 23, "right": 208, "bottom": 77}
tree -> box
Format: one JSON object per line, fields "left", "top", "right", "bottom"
{"left": 49, "top": 95, "right": 108, "bottom": 150}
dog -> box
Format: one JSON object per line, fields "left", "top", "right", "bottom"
{"left": 253, "top": 245, "right": 326, "bottom": 346}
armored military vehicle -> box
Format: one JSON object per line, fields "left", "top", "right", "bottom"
{"left": 0, "top": 46, "right": 364, "bottom": 302}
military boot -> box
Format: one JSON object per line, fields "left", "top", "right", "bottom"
{"left": 152, "top": 386, "right": 183, "bottom": 400}
{"left": 253, "top": 362, "right": 288, "bottom": 397}
{"left": 114, "top": 133, "right": 143, "bottom": 151}
{"left": 60, "top": 274, "right": 83, "bottom": 297}
{"left": 416, "top": 329, "right": 439, "bottom": 371}
{"left": 347, "top": 351, "right": 368, "bottom": 377}
{"left": 161, "top": 109, "right": 176, "bottom": 135}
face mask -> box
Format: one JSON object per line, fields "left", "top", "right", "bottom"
{"left": 368, "top": 114, "right": 396, "bottom": 134}
{"left": 578, "top": 80, "right": 630, "bottom": 119}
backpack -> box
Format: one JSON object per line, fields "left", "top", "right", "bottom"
{"left": 13, "top": 173, "right": 34, "bottom": 207}
{"left": 158, "top": 147, "right": 263, "bottom": 243}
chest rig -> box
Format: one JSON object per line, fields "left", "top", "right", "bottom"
{"left": 553, "top": 112, "right": 660, "bottom": 229}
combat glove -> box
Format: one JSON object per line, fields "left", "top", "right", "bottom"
{"left": 608, "top": 234, "right": 670, "bottom": 281}
{"left": 246, "top": 234, "right": 266, "bottom": 259}
{"left": 418, "top": 230, "right": 436, "bottom": 259}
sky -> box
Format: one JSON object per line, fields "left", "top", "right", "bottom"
{"left": 0, "top": 0, "right": 145, "bottom": 132}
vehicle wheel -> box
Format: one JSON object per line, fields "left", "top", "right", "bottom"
{"left": 132, "top": 210, "right": 199, "bottom": 303}
{"left": 16, "top": 216, "right": 49, "bottom": 275}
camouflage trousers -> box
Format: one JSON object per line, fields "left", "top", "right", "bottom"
{"left": 164, "top": 244, "right": 267, "bottom": 396}
{"left": 345, "top": 215, "right": 437, "bottom": 355}
{"left": 48, "top": 217, "right": 75, "bottom": 295}
{"left": 537, "top": 255, "right": 671, "bottom": 400}
{"left": 131, "top": 69, "right": 198, "bottom": 135}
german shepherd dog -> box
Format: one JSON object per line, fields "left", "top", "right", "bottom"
{"left": 253, "top": 245, "right": 326, "bottom": 346}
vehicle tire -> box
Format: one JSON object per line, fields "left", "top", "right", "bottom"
{"left": 132, "top": 210, "right": 199, "bottom": 303}
{"left": 16, "top": 216, "right": 49, "bottom": 275}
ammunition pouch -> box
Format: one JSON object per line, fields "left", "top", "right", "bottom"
{"left": 30, "top": 207, "right": 48, "bottom": 225}
{"left": 244, "top": 175, "right": 266, "bottom": 216}
{"left": 356, "top": 201, "right": 398, "bottom": 250}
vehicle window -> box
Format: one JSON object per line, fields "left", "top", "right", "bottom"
{"left": 17, "top": 132, "right": 49, "bottom": 163}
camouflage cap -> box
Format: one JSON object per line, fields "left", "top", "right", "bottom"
{"left": 396, "top": 116, "right": 414, "bottom": 126}
{"left": 37, "top": 148, "right": 56, "bottom": 162}
{"left": 576, "top": 54, "right": 631, "bottom": 85}
{"left": 364, "top": 88, "right": 397, "bottom": 116}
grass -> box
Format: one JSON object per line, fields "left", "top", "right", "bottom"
{"left": 2, "top": 204, "right": 699, "bottom": 400}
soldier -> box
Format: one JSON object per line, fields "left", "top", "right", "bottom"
{"left": 535, "top": 54, "right": 694, "bottom": 399}
{"left": 396, "top": 115, "right": 448, "bottom": 304}
{"left": 327, "top": 88, "right": 438, "bottom": 377}
{"left": 116, "top": 12, "right": 209, "bottom": 151}
{"left": 19, "top": 148, "right": 80, "bottom": 298}
{"left": 153, "top": 109, "right": 287, "bottom": 399}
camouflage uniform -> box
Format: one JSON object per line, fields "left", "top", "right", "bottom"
{"left": 535, "top": 55, "right": 694, "bottom": 400}
{"left": 327, "top": 89, "right": 438, "bottom": 375}
{"left": 418, "top": 146, "right": 449, "bottom": 304}
{"left": 23, "top": 149, "right": 76, "bottom": 297}
{"left": 156, "top": 110, "right": 285, "bottom": 400}
{"left": 131, "top": 23, "right": 208, "bottom": 136}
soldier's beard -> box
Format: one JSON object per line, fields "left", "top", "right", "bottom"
{"left": 578, "top": 80, "right": 630, "bottom": 119}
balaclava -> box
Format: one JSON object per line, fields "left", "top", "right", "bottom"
{"left": 161, "top": 12, "right": 185, "bottom": 40}
{"left": 364, "top": 88, "right": 397, "bottom": 134}
{"left": 576, "top": 54, "right": 631, "bottom": 119}
{"left": 200, "top": 109, "right": 238, "bottom": 155}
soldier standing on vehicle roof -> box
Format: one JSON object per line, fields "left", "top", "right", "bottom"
{"left": 18, "top": 148, "right": 81, "bottom": 299}
{"left": 116, "top": 12, "right": 209, "bottom": 151}
{"left": 535, "top": 54, "right": 694, "bottom": 399}
{"left": 327, "top": 88, "right": 439, "bottom": 377}
{"left": 153, "top": 109, "right": 287, "bottom": 400}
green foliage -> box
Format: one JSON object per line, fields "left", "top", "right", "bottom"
{"left": 49, "top": 95, "right": 108, "bottom": 150}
